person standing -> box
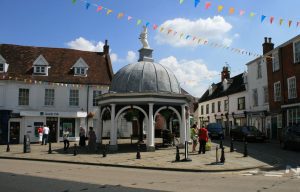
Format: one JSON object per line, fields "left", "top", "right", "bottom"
{"left": 88, "top": 127, "right": 96, "bottom": 152}
{"left": 79, "top": 127, "right": 86, "bottom": 147}
{"left": 198, "top": 125, "right": 209, "bottom": 154}
{"left": 42, "top": 125, "right": 50, "bottom": 145}
{"left": 190, "top": 123, "right": 199, "bottom": 152}
{"left": 63, "top": 128, "right": 70, "bottom": 152}
{"left": 38, "top": 126, "right": 43, "bottom": 144}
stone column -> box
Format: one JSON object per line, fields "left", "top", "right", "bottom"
{"left": 110, "top": 104, "right": 118, "bottom": 151}
{"left": 147, "top": 103, "right": 155, "bottom": 151}
{"left": 186, "top": 108, "right": 191, "bottom": 142}
{"left": 180, "top": 105, "right": 187, "bottom": 145}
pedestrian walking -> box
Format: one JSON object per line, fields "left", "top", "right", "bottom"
{"left": 63, "top": 128, "right": 70, "bottom": 152}
{"left": 88, "top": 127, "right": 96, "bottom": 152}
{"left": 37, "top": 126, "right": 43, "bottom": 144}
{"left": 79, "top": 126, "right": 86, "bottom": 147}
{"left": 198, "top": 125, "right": 209, "bottom": 154}
{"left": 42, "top": 125, "right": 50, "bottom": 145}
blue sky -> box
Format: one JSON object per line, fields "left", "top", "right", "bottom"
{"left": 1, "top": 0, "right": 300, "bottom": 97}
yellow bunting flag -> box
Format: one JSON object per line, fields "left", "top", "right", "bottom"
{"left": 160, "top": 27, "right": 164, "bottom": 32}
{"left": 117, "top": 13, "right": 124, "bottom": 19}
{"left": 180, "top": 33, "right": 184, "bottom": 38}
{"left": 279, "top": 19, "right": 283, "bottom": 25}
{"left": 106, "top": 9, "right": 112, "bottom": 15}
{"left": 229, "top": 7, "right": 234, "bottom": 14}
{"left": 250, "top": 12, "right": 256, "bottom": 17}
{"left": 218, "top": 5, "right": 224, "bottom": 12}
{"left": 137, "top": 19, "right": 142, "bottom": 25}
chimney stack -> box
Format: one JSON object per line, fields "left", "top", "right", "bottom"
{"left": 262, "top": 37, "right": 274, "bottom": 55}
{"left": 103, "top": 40, "right": 109, "bottom": 55}
{"left": 221, "top": 66, "right": 230, "bottom": 82}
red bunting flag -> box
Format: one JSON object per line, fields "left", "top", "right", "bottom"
{"left": 97, "top": 6, "right": 103, "bottom": 12}
{"left": 288, "top": 20, "right": 292, "bottom": 27}
{"left": 205, "top": 2, "right": 211, "bottom": 9}
{"left": 270, "top": 16, "right": 274, "bottom": 24}
{"left": 153, "top": 24, "right": 158, "bottom": 30}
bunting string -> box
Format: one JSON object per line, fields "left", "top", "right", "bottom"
{"left": 72, "top": 0, "right": 262, "bottom": 58}
{"left": 180, "top": 0, "right": 300, "bottom": 29}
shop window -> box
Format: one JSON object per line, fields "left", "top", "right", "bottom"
{"left": 60, "top": 118, "right": 75, "bottom": 137}
{"left": 93, "top": 90, "right": 102, "bottom": 106}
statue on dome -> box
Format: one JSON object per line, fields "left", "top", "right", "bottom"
{"left": 139, "top": 26, "right": 150, "bottom": 48}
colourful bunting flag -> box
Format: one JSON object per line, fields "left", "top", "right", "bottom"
{"left": 279, "top": 19, "right": 283, "bottom": 25}
{"left": 229, "top": 7, "right": 234, "bottom": 14}
{"left": 288, "top": 20, "right": 292, "bottom": 27}
{"left": 145, "top": 22, "right": 150, "bottom": 27}
{"left": 297, "top": 22, "right": 300, "bottom": 27}
{"left": 173, "top": 31, "right": 177, "bottom": 36}
{"left": 153, "top": 24, "right": 158, "bottom": 30}
{"left": 205, "top": 2, "right": 211, "bottom": 9}
{"left": 72, "top": 0, "right": 76, "bottom": 4}
{"left": 106, "top": 9, "right": 112, "bottom": 15}
{"left": 97, "top": 6, "right": 103, "bottom": 12}
{"left": 180, "top": 33, "right": 184, "bottom": 38}
{"left": 270, "top": 16, "right": 274, "bottom": 24}
{"left": 160, "top": 27, "right": 164, "bottom": 32}
{"left": 194, "top": 0, "right": 200, "bottom": 8}
{"left": 85, "top": 2, "right": 90, "bottom": 10}
{"left": 239, "top": 10, "right": 245, "bottom": 16}
{"left": 261, "top": 15, "right": 266, "bottom": 23}
{"left": 167, "top": 29, "right": 173, "bottom": 34}
{"left": 117, "top": 13, "right": 124, "bottom": 19}
{"left": 179, "top": 0, "right": 184, "bottom": 4}
{"left": 250, "top": 12, "right": 256, "bottom": 17}
{"left": 185, "top": 35, "right": 190, "bottom": 39}
{"left": 217, "top": 5, "right": 224, "bottom": 12}
{"left": 137, "top": 19, "right": 142, "bottom": 25}
{"left": 128, "top": 16, "right": 132, "bottom": 20}
{"left": 193, "top": 37, "right": 197, "bottom": 41}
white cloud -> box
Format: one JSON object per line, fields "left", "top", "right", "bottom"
{"left": 159, "top": 56, "right": 219, "bottom": 97}
{"left": 67, "top": 37, "right": 105, "bottom": 52}
{"left": 155, "top": 16, "right": 233, "bottom": 47}
{"left": 110, "top": 53, "right": 118, "bottom": 63}
{"left": 126, "top": 51, "right": 137, "bottom": 63}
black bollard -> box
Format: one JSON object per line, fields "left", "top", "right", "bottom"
{"left": 243, "top": 139, "right": 248, "bottom": 157}
{"left": 102, "top": 144, "right": 107, "bottom": 158}
{"left": 175, "top": 146, "right": 180, "bottom": 162}
{"left": 136, "top": 144, "right": 141, "bottom": 159}
{"left": 220, "top": 146, "right": 225, "bottom": 163}
{"left": 48, "top": 142, "right": 52, "bottom": 154}
{"left": 220, "top": 139, "right": 223, "bottom": 149}
{"left": 230, "top": 138, "right": 234, "bottom": 152}
{"left": 6, "top": 143, "right": 10, "bottom": 152}
{"left": 73, "top": 144, "right": 77, "bottom": 156}
{"left": 216, "top": 145, "right": 219, "bottom": 163}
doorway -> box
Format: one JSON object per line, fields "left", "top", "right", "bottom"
{"left": 46, "top": 117, "right": 58, "bottom": 142}
{"left": 10, "top": 122, "right": 20, "bottom": 144}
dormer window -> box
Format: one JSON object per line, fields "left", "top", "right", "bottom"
{"left": 72, "top": 58, "right": 89, "bottom": 77}
{"left": 33, "top": 55, "right": 50, "bottom": 76}
{"left": 0, "top": 54, "right": 8, "bottom": 73}
{"left": 75, "top": 67, "right": 86, "bottom": 75}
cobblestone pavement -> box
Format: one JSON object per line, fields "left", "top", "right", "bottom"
{"left": 0, "top": 139, "right": 278, "bottom": 172}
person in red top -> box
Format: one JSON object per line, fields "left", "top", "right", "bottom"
{"left": 198, "top": 125, "right": 209, "bottom": 154}
{"left": 37, "top": 126, "right": 43, "bottom": 144}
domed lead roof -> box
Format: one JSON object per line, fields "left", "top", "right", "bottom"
{"left": 110, "top": 61, "right": 181, "bottom": 94}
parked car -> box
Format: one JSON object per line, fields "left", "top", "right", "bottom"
{"left": 280, "top": 124, "right": 300, "bottom": 150}
{"left": 230, "top": 126, "right": 266, "bottom": 142}
{"left": 206, "top": 123, "right": 224, "bottom": 139}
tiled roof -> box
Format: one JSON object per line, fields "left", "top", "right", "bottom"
{"left": 0, "top": 44, "right": 113, "bottom": 85}
{"left": 198, "top": 73, "right": 245, "bottom": 103}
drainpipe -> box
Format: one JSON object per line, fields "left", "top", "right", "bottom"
{"left": 86, "top": 85, "right": 90, "bottom": 133}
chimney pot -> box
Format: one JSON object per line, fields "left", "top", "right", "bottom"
{"left": 264, "top": 37, "right": 268, "bottom": 43}
{"left": 268, "top": 38, "right": 272, "bottom": 43}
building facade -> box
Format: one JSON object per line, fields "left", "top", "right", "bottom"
{"left": 0, "top": 42, "right": 113, "bottom": 144}
{"left": 198, "top": 67, "right": 248, "bottom": 136}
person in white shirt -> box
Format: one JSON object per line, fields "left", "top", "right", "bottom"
{"left": 63, "top": 128, "right": 70, "bottom": 152}
{"left": 42, "top": 125, "right": 50, "bottom": 145}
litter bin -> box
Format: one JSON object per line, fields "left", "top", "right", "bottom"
{"left": 23, "top": 134, "right": 31, "bottom": 153}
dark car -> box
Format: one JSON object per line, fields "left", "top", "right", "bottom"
{"left": 206, "top": 123, "right": 224, "bottom": 139}
{"left": 280, "top": 124, "right": 300, "bottom": 150}
{"left": 230, "top": 126, "right": 266, "bottom": 142}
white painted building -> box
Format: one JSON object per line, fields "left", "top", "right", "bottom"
{"left": 0, "top": 42, "right": 113, "bottom": 144}
{"left": 244, "top": 56, "right": 271, "bottom": 135}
